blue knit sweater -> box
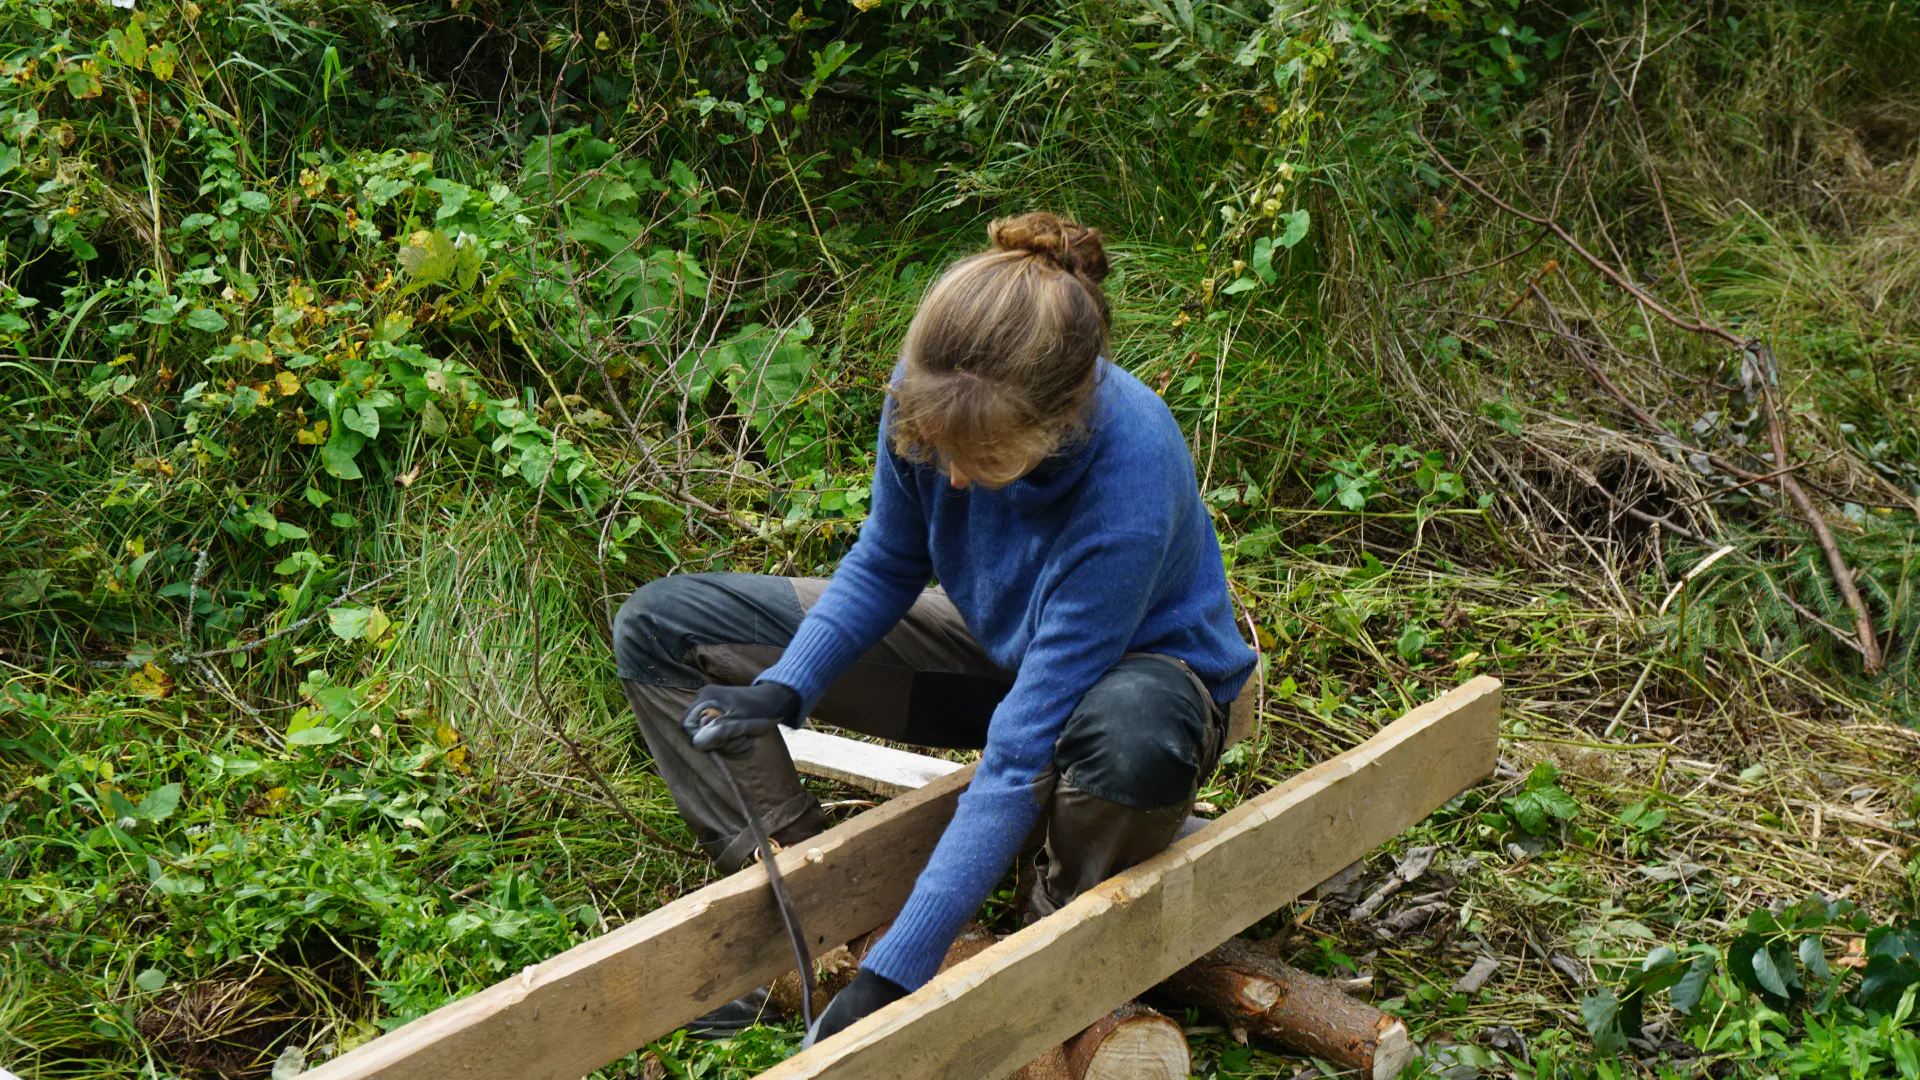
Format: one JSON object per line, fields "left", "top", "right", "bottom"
{"left": 758, "top": 360, "right": 1255, "bottom": 989}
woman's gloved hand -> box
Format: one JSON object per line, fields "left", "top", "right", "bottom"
{"left": 680, "top": 681, "right": 803, "bottom": 756}
{"left": 802, "top": 969, "right": 907, "bottom": 1048}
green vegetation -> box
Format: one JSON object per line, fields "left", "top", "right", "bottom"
{"left": 2, "top": 0, "right": 1916, "bottom": 1077}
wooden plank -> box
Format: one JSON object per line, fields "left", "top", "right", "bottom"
{"left": 782, "top": 726, "right": 963, "bottom": 796}
{"left": 755, "top": 676, "right": 1502, "bottom": 1080}
{"left": 301, "top": 764, "right": 977, "bottom": 1080}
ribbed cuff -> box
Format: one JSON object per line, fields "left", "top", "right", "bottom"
{"left": 757, "top": 617, "right": 859, "bottom": 713}
{"left": 860, "top": 884, "right": 979, "bottom": 990}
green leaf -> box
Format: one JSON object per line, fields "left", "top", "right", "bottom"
{"left": 1277, "top": 208, "right": 1311, "bottom": 249}
{"left": 1508, "top": 791, "right": 1549, "bottom": 834}
{"left": 328, "top": 606, "right": 374, "bottom": 641}
{"left": 185, "top": 308, "right": 228, "bottom": 333}
{"left": 1395, "top": 622, "right": 1429, "bottom": 661}
{"left": 287, "top": 724, "right": 344, "bottom": 746}
{"left": 320, "top": 428, "right": 364, "bottom": 480}
{"left": 1220, "top": 276, "right": 1259, "bottom": 296}
{"left": 1855, "top": 954, "right": 1920, "bottom": 1011}
{"left": 341, "top": 401, "right": 380, "bottom": 439}
{"left": 1642, "top": 945, "right": 1680, "bottom": 973}
{"left": 1250, "top": 237, "right": 1277, "bottom": 285}
{"left": 237, "top": 191, "right": 272, "bottom": 213}
{"left": 134, "top": 968, "right": 167, "bottom": 992}
{"left": 134, "top": 783, "right": 181, "bottom": 822}
{"left": 1750, "top": 942, "right": 1789, "bottom": 997}
{"left": 1580, "top": 986, "right": 1624, "bottom": 1055}
{"left": 1670, "top": 954, "right": 1714, "bottom": 1014}
{"left": 1799, "top": 936, "right": 1831, "bottom": 982}
{"left": 1535, "top": 784, "right": 1579, "bottom": 820}
{"left": 1617, "top": 989, "right": 1646, "bottom": 1041}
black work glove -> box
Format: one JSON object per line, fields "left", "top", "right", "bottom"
{"left": 681, "top": 681, "right": 802, "bottom": 757}
{"left": 802, "top": 969, "right": 907, "bottom": 1048}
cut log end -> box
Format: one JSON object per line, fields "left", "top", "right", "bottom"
{"left": 1014, "top": 1002, "right": 1190, "bottom": 1080}
{"left": 1068, "top": 1003, "right": 1190, "bottom": 1080}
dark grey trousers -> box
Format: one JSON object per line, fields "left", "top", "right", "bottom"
{"left": 613, "top": 573, "right": 1226, "bottom": 918}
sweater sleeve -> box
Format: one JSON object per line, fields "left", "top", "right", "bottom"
{"left": 757, "top": 426, "right": 933, "bottom": 712}
{"left": 860, "top": 528, "right": 1169, "bottom": 989}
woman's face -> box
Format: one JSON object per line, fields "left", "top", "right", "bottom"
{"left": 940, "top": 448, "right": 1046, "bottom": 490}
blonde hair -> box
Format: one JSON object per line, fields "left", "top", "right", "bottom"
{"left": 889, "top": 212, "right": 1111, "bottom": 483}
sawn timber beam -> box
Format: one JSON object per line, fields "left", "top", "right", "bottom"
{"left": 302, "top": 676, "right": 1501, "bottom": 1080}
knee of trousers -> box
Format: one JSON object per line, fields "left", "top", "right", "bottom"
{"left": 612, "top": 575, "right": 712, "bottom": 688}
{"left": 1053, "top": 661, "right": 1210, "bottom": 810}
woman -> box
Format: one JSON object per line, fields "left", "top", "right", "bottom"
{"left": 613, "top": 212, "right": 1256, "bottom": 1045}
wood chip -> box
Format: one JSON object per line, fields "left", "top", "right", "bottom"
{"left": 1453, "top": 956, "right": 1499, "bottom": 993}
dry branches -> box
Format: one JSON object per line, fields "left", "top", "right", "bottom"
{"left": 1422, "top": 133, "right": 1885, "bottom": 673}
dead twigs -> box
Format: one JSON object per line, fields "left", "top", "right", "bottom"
{"left": 1422, "top": 133, "right": 1885, "bottom": 673}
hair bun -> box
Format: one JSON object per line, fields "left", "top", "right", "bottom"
{"left": 988, "top": 212, "right": 1109, "bottom": 283}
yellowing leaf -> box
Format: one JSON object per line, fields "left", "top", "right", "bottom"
{"left": 247, "top": 786, "right": 290, "bottom": 816}
{"left": 433, "top": 721, "right": 459, "bottom": 747}
{"left": 150, "top": 41, "right": 178, "bottom": 81}
{"left": 275, "top": 371, "right": 302, "bottom": 397}
{"left": 129, "top": 662, "right": 174, "bottom": 699}
{"left": 397, "top": 229, "right": 455, "bottom": 284}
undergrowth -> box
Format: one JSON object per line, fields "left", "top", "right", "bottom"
{"left": 1, "top": 0, "right": 1916, "bottom": 1078}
